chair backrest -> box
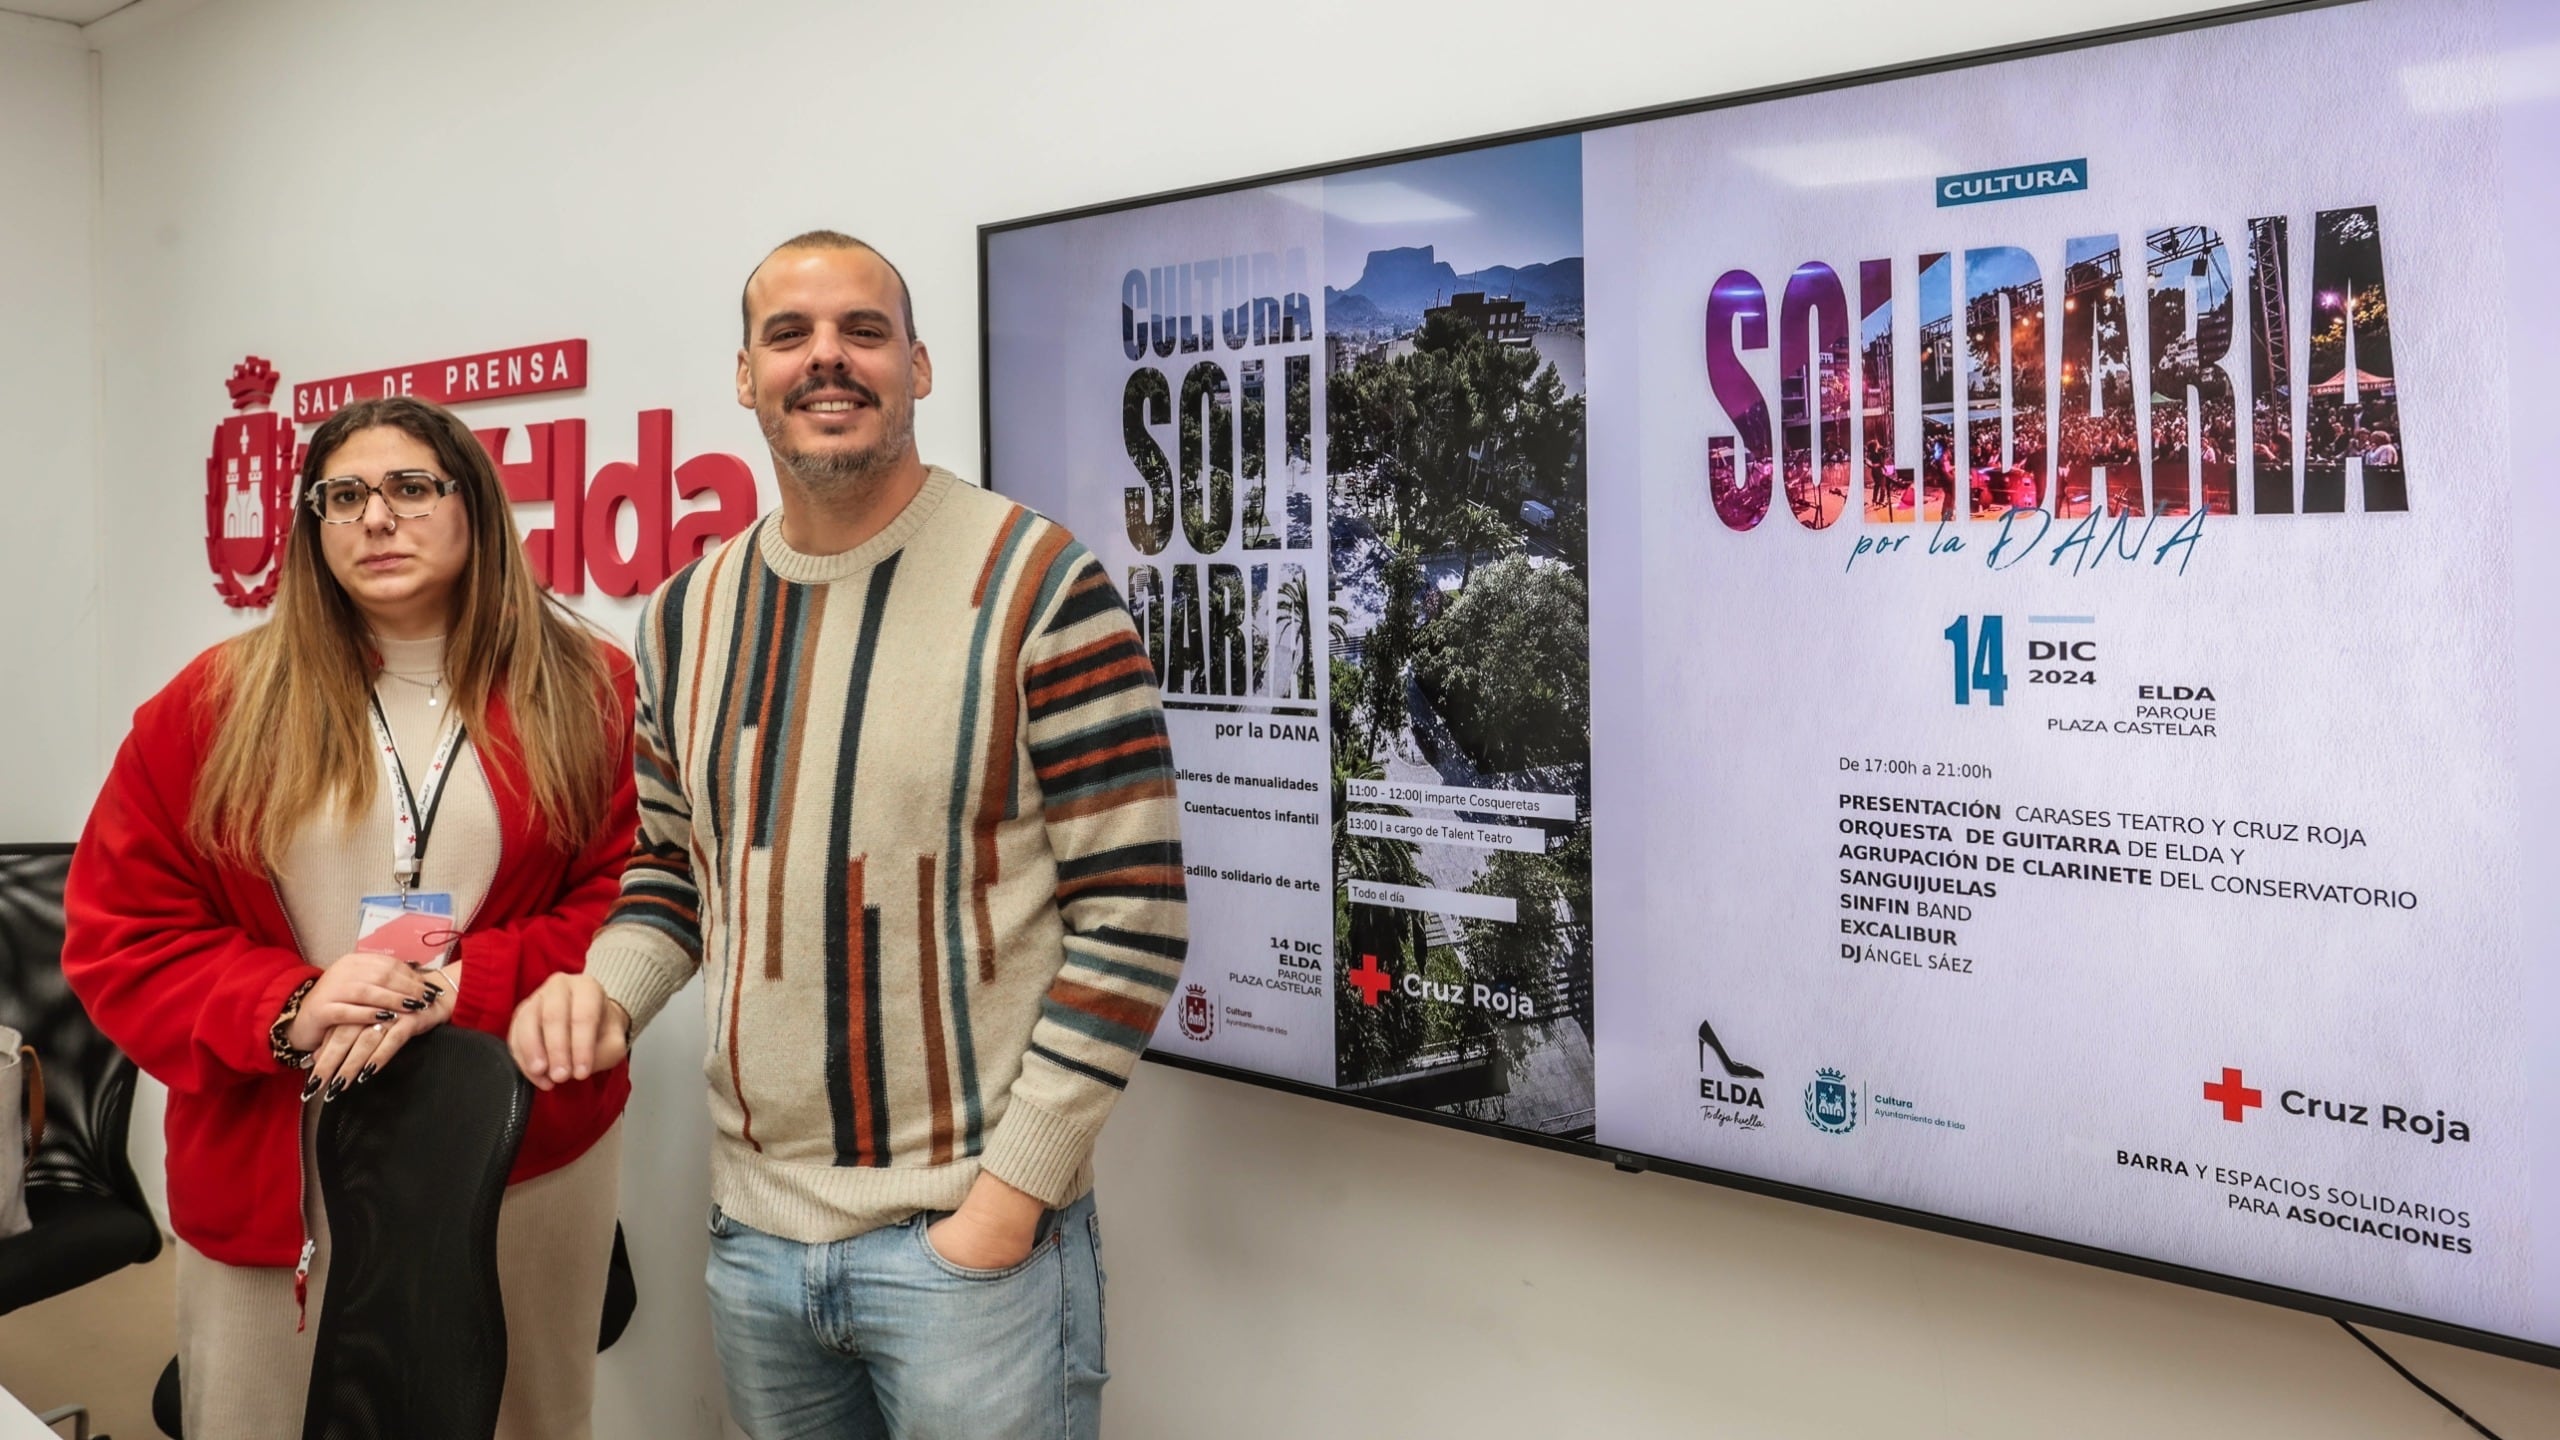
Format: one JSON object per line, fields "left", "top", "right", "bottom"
{"left": 301, "top": 1025, "right": 531, "bottom": 1440}
{"left": 0, "top": 846, "right": 149, "bottom": 1210}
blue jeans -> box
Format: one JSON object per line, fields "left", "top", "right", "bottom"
{"left": 706, "top": 1192, "right": 1108, "bottom": 1440}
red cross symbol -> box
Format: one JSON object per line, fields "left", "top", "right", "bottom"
{"left": 1348, "top": 953, "right": 1392, "bottom": 1007}
{"left": 2203, "top": 1067, "right": 2262, "bottom": 1122}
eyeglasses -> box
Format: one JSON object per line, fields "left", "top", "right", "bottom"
{"left": 307, "top": 470, "right": 462, "bottom": 525}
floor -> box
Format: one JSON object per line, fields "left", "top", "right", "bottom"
{"left": 0, "top": 1245, "right": 173, "bottom": 1440}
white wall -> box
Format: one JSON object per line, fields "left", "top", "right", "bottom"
{"left": 0, "top": 14, "right": 99, "bottom": 843}
{"left": 70, "top": 0, "right": 2560, "bottom": 1437}
{"left": 0, "top": 6, "right": 177, "bottom": 1243}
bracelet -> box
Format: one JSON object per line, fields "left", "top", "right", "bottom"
{"left": 270, "top": 975, "right": 321, "bottom": 1071}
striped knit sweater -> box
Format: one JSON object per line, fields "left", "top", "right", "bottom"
{"left": 584, "top": 466, "right": 1187, "bottom": 1243}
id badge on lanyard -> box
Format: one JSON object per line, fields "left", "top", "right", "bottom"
{"left": 356, "top": 694, "right": 466, "bottom": 968}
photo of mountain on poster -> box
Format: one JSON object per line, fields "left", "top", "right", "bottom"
{"left": 1319, "top": 137, "right": 1595, "bottom": 1137}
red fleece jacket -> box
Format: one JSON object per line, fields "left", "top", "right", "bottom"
{"left": 63, "top": 644, "right": 636, "bottom": 1267}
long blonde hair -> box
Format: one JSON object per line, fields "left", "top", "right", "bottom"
{"left": 189, "top": 396, "right": 617, "bottom": 868}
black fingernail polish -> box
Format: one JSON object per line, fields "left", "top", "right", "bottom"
{"left": 376, "top": 1009, "right": 397, "bottom": 1022}
{"left": 325, "top": 1079, "right": 346, "bottom": 1101}
{"left": 302, "top": 1075, "right": 323, "bottom": 1101}
{"left": 402, "top": 998, "right": 425, "bottom": 1011}
{"left": 357, "top": 1065, "right": 375, "bottom": 1084}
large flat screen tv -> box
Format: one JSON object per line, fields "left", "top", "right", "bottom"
{"left": 981, "top": 0, "right": 2560, "bottom": 1366}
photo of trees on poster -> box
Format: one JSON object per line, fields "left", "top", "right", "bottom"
{"left": 1322, "top": 138, "right": 1595, "bottom": 1136}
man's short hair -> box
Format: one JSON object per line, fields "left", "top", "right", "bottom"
{"left": 740, "top": 230, "right": 918, "bottom": 345}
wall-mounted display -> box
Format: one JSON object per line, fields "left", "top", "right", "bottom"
{"left": 981, "top": 0, "right": 2560, "bottom": 1365}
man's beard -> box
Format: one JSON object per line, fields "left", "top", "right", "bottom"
{"left": 763, "top": 374, "right": 912, "bottom": 496}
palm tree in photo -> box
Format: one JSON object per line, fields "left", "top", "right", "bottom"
{"left": 1275, "top": 569, "right": 1340, "bottom": 703}
{"left": 1332, "top": 703, "right": 1430, "bottom": 1084}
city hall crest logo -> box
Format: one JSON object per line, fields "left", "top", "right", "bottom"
{"left": 1805, "top": 1067, "right": 1859, "bottom": 1135}
{"left": 1178, "top": 982, "right": 1216, "bottom": 1042}
{"left": 204, "top": 356, "right": 300, "bottom": 609}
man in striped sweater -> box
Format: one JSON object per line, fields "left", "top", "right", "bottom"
{"left": 510, "top": 231, "right": 1186, "bottom": 1439}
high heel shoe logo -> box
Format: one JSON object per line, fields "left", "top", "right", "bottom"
{"left": 1696, "top": 1017, "right": 1768, "bottom": 1126}
{"left": 1697, "top": 1018, "right": 1763, "bottom": 1080}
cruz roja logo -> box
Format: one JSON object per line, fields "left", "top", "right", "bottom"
{"left": 1344, "top": 951, "right": 1539, "bottom": 1019}
{"left": 1347, "top": 953, "right": 1392, "bottom": 1007}
{"left": 2202, "top": 1066, "right": 2263, "bottom": 1121}
{"left": 1805, "top": 1067, "right": 1859, "bottom": 1135}
{"left": 2203, "top": 1065, "right": 2470, "bottom": 1145}
{"left": 1695, "top": 1018, "right": 1765, "bottom": 1127}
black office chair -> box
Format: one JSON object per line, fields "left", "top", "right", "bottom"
{"left": 296, "top": 1024, "right": 530, "bottom": 1440}
{"left": 0, "top": 845, "right": 163, "bottom": 1440}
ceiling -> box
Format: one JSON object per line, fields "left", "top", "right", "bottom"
{"left": 1, "top": 0, "right": 134, "bottom": 23}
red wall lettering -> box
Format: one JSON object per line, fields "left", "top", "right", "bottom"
{"left": 480, "top": 409, "right": 756, "bottom": 597}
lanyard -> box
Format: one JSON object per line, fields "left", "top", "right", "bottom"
{"left": 367, "top": 692, "right": 467, "bottom": 892}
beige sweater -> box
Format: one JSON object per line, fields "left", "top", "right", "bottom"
{"left": 586, "top": 468, "right": 1189, "bottom": 1243}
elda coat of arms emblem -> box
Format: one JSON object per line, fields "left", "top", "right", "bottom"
{"left": 1178, "top": 982, "right": 1215, "bottom": 1041}
{"left": 205, "top": 357, "right": 300, "bottom": 608}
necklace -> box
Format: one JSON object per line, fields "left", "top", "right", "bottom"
{"left": 379, "top": 669, "right": 447, "bottom": 709}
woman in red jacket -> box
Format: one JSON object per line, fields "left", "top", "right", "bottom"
{"left": 64, "top": 395, "right": 635, "bottom": 1440}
